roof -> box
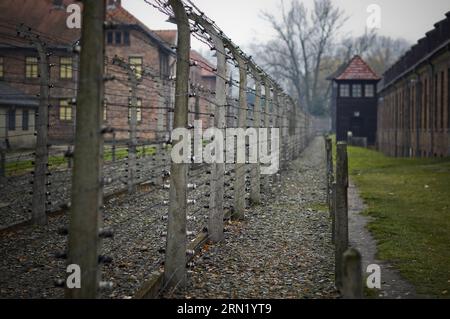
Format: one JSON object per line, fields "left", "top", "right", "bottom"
{"left": 0, "top": 0, "right": 80, "bottom": 46}
{"left": 0, "top": 0, "right": 174, "bottom": 53}
{"left": 190, "top": 50, "right": 216, "bottom": 77}
{"left": 153, "top": 30, "right": 177, "bottom": 47}
{"left": 0, "top": 82, "right": 39, "bottom": 107}
{"left": 333, "top": 55, "right": 380, "bottom": 81}
{"left": 106, "top": 5, "right": 174, "bottom": 54}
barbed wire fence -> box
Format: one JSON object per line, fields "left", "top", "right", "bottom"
{"left": 0, "top": 0, "right": 316, "bottom": 298}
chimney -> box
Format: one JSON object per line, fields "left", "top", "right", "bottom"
{"left": 107, "top": 0, "right": 121, "bottom": 10}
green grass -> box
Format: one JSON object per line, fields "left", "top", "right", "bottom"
{"left": 5, "top": 145, "right": 157, "bottom": 176}
{"left": 309, "top": 202, "right": 329, "bottom": 212}
{"left": 346, "top": 144, "right": 450, "bottom": 298}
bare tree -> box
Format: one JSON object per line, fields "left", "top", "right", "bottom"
{"left": 336, "top": 31, "right": 409, "bottom": 76}
{"left": 337, "top": 29, "right": 378, "bottom": 62}
{"left": 252, "top": 0, "right": 346, "bottom": 115}
{"left": 365, "top": 36, "right": 410, "bottom": 76}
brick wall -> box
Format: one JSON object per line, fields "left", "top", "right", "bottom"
{"left": 377, "top": 51, "right": 450, "bottom": 157}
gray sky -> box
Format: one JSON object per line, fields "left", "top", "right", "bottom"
{"left": 123, "top": 0, "right": 450, "bottom": 51}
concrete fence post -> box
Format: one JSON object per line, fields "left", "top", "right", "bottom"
{"left": 342, "top": 248, "right": 363, "bottom": 299}
{"left": 18, "top": 25, "right": 50, "bottom": 225}
{"left": 325, "top": 136, "right": 332, "bottom": 211}
{"left": 278, "top": 91, "right": 284, "bottom": 174}
{"left": 111, "top": 56, "right": 138, "bottom": 194}
{"left": 272, "top": 88, "right": 280, "bottom": 183}
{"left": 164, "top": 0, "right": 190, "bottom": 290}
{"left": 230, "top": 52, "right": 247, "bottom": 220}
{"left": 66, "top": 0, "right": 105, "bottom": 298}
{"left": 190, "top": 12, "right": 227, "bottom": 243}
{"left": 263, "top": 79, "right": 271, "bottom": 190}
{"left": 0, "top": 147, "right": 5, "bottom": 182}
{"left": 331, "top": 181, "right": 336, "bottom": 244}
{"left": 66, "top": 145, "right": 73, "bottom": 169}
{"left": 112, "top": 131, "right": 116, "bottom": 162}
{"left": 335, "top": 142, "right": 349, "bottom": 291}
{"left": 250, "top": 68, "right": 261, "bottom": 205}
{"left": 283, "top": 95, "right": 287, "bottom": 169}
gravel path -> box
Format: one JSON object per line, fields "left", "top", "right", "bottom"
{"left": 1, "top": 136, "right": 338, "bottom": 299}
{"left": 171, "top": 137, "right": 338, "bottom": 299}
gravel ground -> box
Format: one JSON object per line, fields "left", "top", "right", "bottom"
{"left": 0, "top": 165, "right": 214, "bottom": 299}
{"left": 168, "top": 136, "right": 338, "bottom": 299}
{"left": 0, "top": 136, "right": 336, "bottom": 299}
{"left": 0, "top": 149, "right": 170, "bottom": 228}
{"left": 0, "top": 152, "right": 241, "bottom": 299}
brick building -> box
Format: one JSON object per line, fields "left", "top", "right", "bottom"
{"left": 0, "top": 0, "right": 80, "bottom": 146}
{"left": 377, "top": 12, "right": 450, "bottom": 157}
{"left": 188, "top": 50, "right": 216, "bottom": 128}
{"left": 103, "top": 0, "right": 176, "bottom": 143}
{"left": 0, "top": 0, "right": 220, "bottom": 148}
{"left": 330, "top": 55, "right": 380, "bottom": 145}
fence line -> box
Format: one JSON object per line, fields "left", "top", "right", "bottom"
{"left": 0, "top": 0, "right": 316, "bottom": 299}
{"left": 325, "top": 136, "right": 364, "bottom": 299}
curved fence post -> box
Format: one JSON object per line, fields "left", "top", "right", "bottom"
{"left": 164, "top": 0, "right": 190, "bottom": 290}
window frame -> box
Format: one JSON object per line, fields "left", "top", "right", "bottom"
{"left": 0, "top": 56, "right": 4, "bottom": 79}
{"left": 59, "top": 99, "right": 72, "bottom": 121}
{"left": 59, "top": 56, "right": 73, "bottom": 80}
{"left": 339, "top": 83, "right": 350, "bottom": 97}
{"left": 107, "top": 31, "right": 113, "bottom": 44}
{"left": 8, "top": 108, "right": 16, "bottom": 131}
{"left": 352, "top": 84, "right": 362, "bottom": 98}
{"left": 115, "top": 31, "right": 122, "bottom": 45}
{"left": 22, "top": 109, "right": 29, "bottom": 131}
{"left": 129, "top": 56, "right": 143, "bottom": 80}
{"left": 103, "top": 103, "right": 107, "bottom": 122}
{"left": 364, "top": 84, "right": 375, "bottom": 97}
{"left": 25, "top": 56, "right": 39, "bottom": 79}
{"left": 123, "top": 31, "right": 130, "bottom": 46}
{"left": 128, "top": 98, "right": 142, "bottom": 123}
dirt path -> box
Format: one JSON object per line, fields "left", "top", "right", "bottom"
{"left": 348, "top": 182, "right": 421, "bottom": 299}
{"left": 171, "top": 137, "right": 339, "bottom": 299}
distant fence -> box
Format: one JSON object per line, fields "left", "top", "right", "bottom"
{"left": 325, "top": 136, "right": 363, "bottom": 299}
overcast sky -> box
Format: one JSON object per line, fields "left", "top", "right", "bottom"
{"left": 122, "top": 0, "right": 450, "bottom": 51}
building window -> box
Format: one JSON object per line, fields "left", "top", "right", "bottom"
{"left": 124, "top": 31, "right": 130, "bottom": 45}
{"left": 339, "top": 84, "right": 350, "bottom": 97}
{"left": 107, "top": 31, "right": 129, "bottom": 46}
{"left": 59, "top": 99, "right": 72, "bottom": 121}
{"left": 137, "top": 99, "right": 142, "bottom": 122}
{"left": 160, "top": 54, "right": 169, "bottom": 78}
{"left": 8, "top": 109, "right": 16, "bottom": 130}
{"left": 107, "top": 31, "right": 113, "bottom": 44}
{"left": 52, "top": 0, "right": 63, "bottom": 7}
{"left": 103, "top": 104, "right": 107, "bottom": 121}
{"left": 0, "top": 57, "right": 4, "bottom": 78}
{"left": 128, "top": 98, "right": 142, "bottom": 123}
{"left": 60, "top": 57, "right": 73, "bottom": 79}
{"left": 129, "top": 57, "right": 143, "bottom": 80}
{"left": 22, "top": 110, "right": 29, "bottom": 130}
{"left": 25, "top": 57, "right": 38, "bottom": 78}
{"left": 115, "top": 31, "right": 122, "bottom": 45}
{"left": 352, "top": 84, "right": 362, "bottom": 97}
{"left": 365, "top": 84, "right": 375, "bottom": 97}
